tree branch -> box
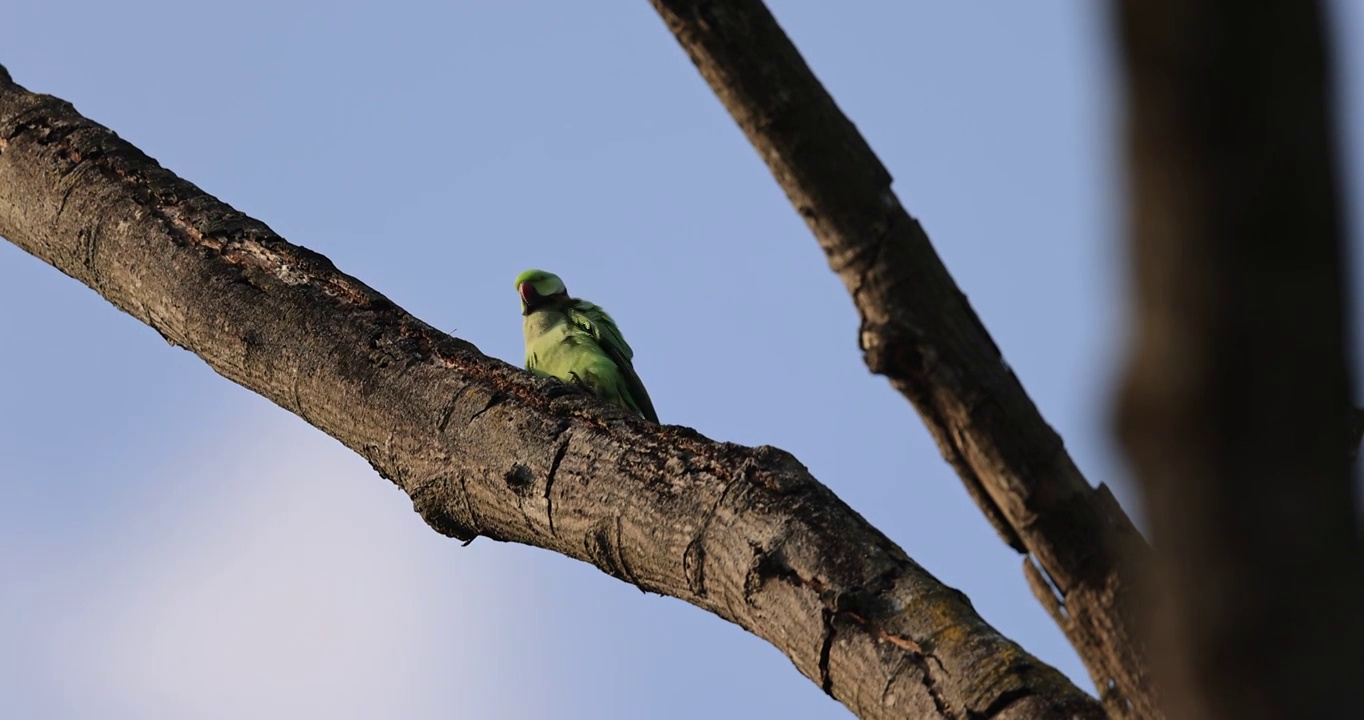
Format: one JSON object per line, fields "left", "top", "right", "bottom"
{"left": 0, "top": 65, "right": 1105, "bottom": 720}
{"left": 1113, "top": 1, "right": 1364, "bottom": 718}
{"left": 647, "top": 1, "right": 1155, "bottom": 715}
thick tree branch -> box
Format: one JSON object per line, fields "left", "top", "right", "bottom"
{"left": 648, "top": 1, "right": 1154, "bottom": 715}
{"left": 1113, "top": 1, "right": 1364, "bottom": 718}
{"left": 0, "top": 66, "right": 1105, "bottom": 720}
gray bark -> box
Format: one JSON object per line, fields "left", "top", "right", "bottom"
{"left": 647, "top": 2, "right": 1156, "bottom": 716}
{"left": 0, "top": 65, "right": 1105, "bottom": 720}
{"left": 1113, "top": 1, "right": 1364, "bottom": 718}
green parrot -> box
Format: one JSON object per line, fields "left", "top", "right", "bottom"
{"left": 515, "top": 269, "right": 659, "bottom": 423}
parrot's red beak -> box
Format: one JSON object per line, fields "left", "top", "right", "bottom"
{"left": 518, "top": 282, "right": 536, "bottom": 306}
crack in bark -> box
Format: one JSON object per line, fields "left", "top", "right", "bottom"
{"left": 837, "top": 608, "right": 955, "bottom": 718}
{"left": 746, "top": 545, "right": 962, "bottom": 717}
{"left": 544, "top": 425, "right": 570, "bottom": 537}
{"left": 683, "top": 466, "right": 746, "bottom": 598}
{"left": 80, "top": 220, "right": 101, "bottom": 280}
{"left": 615, "top": 514, "right": 647, "bottom": 593}
{"left": 469, "top": 391, "right": 505, "bottom": 421}
{"left": 967, "top": 688, "right": 1031, "bottom": 720}
{"left": 56, "top": 177, "right": 78, "bottom": 228}
{"left": 436, "top": 385, "right": 476, "bottom": 434}
{"left": 743, "top": 543, "right": 827, "bottom": 605}
{"left": 456, "top": 471, "right": 483, "bottom": 541}
{"left": 818, "top": 608, "right": 836, "bottom": 695}
{"left": 583, "top": 515, "right": 642, "bottom": 588}
{"left": 292, "top": 368, "right": 310, "bottom": 425}
{"left": 1023, "top": 556, "right": 1070, "bottom": 627}
{"left": 880, "top": 655, "right": 911, "bottom": 708}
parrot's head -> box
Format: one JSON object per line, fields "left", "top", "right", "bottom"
{"left": 515, "top": 269, "right": 569, "bottom": 316}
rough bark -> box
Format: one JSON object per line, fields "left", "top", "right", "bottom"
{"left": 1112, "top": 2, "right": 1364, "bottom": 719}
{"left": 648, "top": 1, "right": 1155, "bottom": 715}
{"left": 0, "top": 66, "right": 1106, "bottom": 720}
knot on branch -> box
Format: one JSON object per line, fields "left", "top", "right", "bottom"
{"left": 409, "top": 473, "right": 482, "bottom": 544}
{"left": 503, "top": 463, "right": 536, "bottom": 497}
{"left": 860, "top": 319, "right": 925, "bottom": 378}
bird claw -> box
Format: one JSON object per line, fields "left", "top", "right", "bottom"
{"left": 543, "top": 379, "right": 589, "bottom": 400}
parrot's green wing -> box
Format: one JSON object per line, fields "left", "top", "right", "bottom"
{"left": 567, "top": 299, "right": 659, "bottom": 423}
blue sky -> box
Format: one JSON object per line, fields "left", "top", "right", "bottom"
{"left": 4, "top": 2, "right": 1363, "bottom": 718}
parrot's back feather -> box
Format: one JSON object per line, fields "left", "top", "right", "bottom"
{"left": 520, "top": 290, "right": 658, "bottom": 423}
{"left": 566, "top": 300, "right": 658, "bottom": 423}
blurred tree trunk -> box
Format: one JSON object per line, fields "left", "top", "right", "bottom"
{"left": 1113, "top": 1, "right": 1364, "bottom": 718}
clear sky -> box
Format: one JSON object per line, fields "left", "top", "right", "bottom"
{"left": 4, "top": 2, "right": 1363, "bottom": 718}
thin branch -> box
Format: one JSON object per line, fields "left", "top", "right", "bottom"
{"left": 0, "top": 66, "right": 1104, "bottom": 720}
{"left": 1113, "top": 1, "right": 1364, "bottom": 718}
{"left": 647, "top": 1, "right": 1155, "bottom": 715}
